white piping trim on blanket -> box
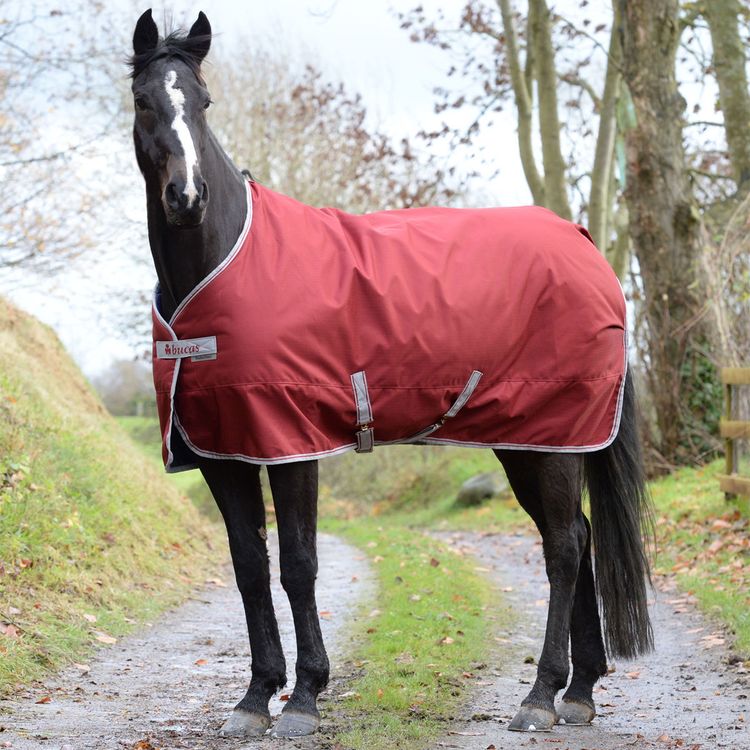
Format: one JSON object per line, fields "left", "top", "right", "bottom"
{"left": 152, "top": 292, "right": 180, "bottom": 470}
{"left": 169, "top": 346, "right": 627, "bottom": 466}
{"left": 173, "top": 411, "right": 357, "bottom": 465}
{"left": 170, "top": 179, "right": 253, "bottom": 327}
{"left": 153, "top": 179, "right": 252, "bottom": 470}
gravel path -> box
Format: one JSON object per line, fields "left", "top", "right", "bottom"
{"left": 435, "top": 531, "right": 749, "bottom": 750}
{"left": 0, "top": 532, "right": 373, "bottom": 750}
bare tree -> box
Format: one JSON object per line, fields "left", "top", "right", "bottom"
{"left": 206, "top": 46, "right": 463, "bottom": 212}
{"left": 0, "top": 2, "right": 131, "bottom": 278}
{"left": 702, "top": 0, "right": 750, "bottom": 195}
{"left": 399, "top": 1, "right": 627, "bottom": 272}
{"left": 619, "top": 0, "right": 720, "bottom": 467}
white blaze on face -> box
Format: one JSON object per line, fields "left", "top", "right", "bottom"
{"left": 164, "top": 69, "right": 199, "bottom": 205}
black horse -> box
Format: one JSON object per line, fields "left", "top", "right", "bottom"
{"left": 130, "top": 10, "right": 653, "bottom": 739}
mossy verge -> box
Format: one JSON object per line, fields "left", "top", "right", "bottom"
{"left": 321, "top": 517, "right": 502, "bottom": 750}
{"left": 0, "top": 299, "right": 223, "bottom": 693}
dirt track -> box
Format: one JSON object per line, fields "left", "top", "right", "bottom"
{"left": 1, "top": 530, "right": 748, "bottom": 750}
{"left": 436, "top": 531, "right": 750, "bottom": 750}
{"left": 0, "top": 533, "right": 373, "bottom": 750}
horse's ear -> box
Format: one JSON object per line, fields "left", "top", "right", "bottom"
{"left": 133, "top": 9, "right": 159, "bottom": 56}
{"left": 188, "top": 11, "right": 211, "bottom": 62}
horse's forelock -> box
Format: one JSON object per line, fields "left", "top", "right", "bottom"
{"left": 128, "top": 31, "right": 210, "bottom": 81}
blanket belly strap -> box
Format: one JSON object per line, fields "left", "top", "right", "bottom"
{"left": 349, "top": 369, "right": 484, "bottom": 452}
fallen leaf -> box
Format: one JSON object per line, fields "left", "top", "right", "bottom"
{"left": 319, "top": 610, "right": 332, "bottom": 619}
{"left": 73, "top": 663, "right": 90, "bottom": 674}
{"left": 205, "top": 577, "right": 226, "bottom": 587}
{"left": 625, "top": 670, "right": 641, "bottom": 679}
{"left": 0, "top": 623, "right": 20, "bottom": 638}
{"left": 36, "top": 696, "right": 51, "bottom": 704}
{"left": 280, "top": 693, "right": 291, "bottom": 701}
{"left": 430, "top": 557, "right": 440, "bottom": 567}
{"left": 94, "top": 632, "right": 117, "bottom": 645}
{"left": 195, "top": 658, "right": 207, "bottom": 666}
{"left": 83, "top": 613, "right": 97, "bottom": 623}
{"left": 437, "top": 636, "right": 454, "bottom": 645}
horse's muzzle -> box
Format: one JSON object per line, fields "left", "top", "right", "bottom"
{"left": 162, "top": 178, "right": 209, "bottom": 227}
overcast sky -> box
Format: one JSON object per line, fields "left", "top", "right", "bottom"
{"left": 7, "top": 0, "right": 536, "bottom": 375}
{"left": 4, "top": 1, "right": 721, "bottom": 376}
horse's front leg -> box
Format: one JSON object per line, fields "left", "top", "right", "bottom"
{"left": 267, "top": 460, "right": 329, "bottom": 738}
{"left": 198, "top": 458, "right": 287, "bottom": 737}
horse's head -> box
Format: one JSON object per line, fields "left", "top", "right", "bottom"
{"left": 130, "top": 9, "right": 213, "bottom": 228}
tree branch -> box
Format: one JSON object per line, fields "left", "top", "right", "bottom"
{"left": 496, "top": 0, "right": 545, "bottom": 205}
{"left": 530, "top": 0, "right": 571, "bottom": 219}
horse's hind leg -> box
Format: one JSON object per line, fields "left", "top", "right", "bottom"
{"left": 267, "top": 461, "right": 329, "bottom": 738}
{"left": 495, "top": 450, "right": 587, "bottom": 732}
{"left": 198, "top": 458, "right": 286, "bottom": 737}
{"left": 558, "top": 512, "right": 607, "bottom": 724}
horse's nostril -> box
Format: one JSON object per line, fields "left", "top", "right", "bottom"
{"left": 200, "top": 180, "right": 209, "bottom": 204}
{"left": 165, "top": 182, "right": 180, "bottom": 209}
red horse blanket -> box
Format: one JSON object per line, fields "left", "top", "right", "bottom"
{"left": 152, "top": 181, "right": 626, "bottom": 470}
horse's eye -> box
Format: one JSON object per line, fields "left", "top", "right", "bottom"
{"left": 203, "top": 99, "right": 212, "bottom": 110}
{"left": 134, "top": 96, "right": 149, "bottom": 111}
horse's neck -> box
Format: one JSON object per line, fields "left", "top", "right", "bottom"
{"left": 148, "top": 132, "right": 247, "bottom": 320}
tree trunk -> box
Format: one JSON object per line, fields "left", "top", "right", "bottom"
{"left": 529, "top": 0, "right": 571, "bottom": 219}
{"left": 704, "top": 0, "right": 750, "bottom": 194}
{"left": 619, "top": 0, "right": 717, "bottom": 466}
{"left": 497, "top": 0, "right": 545, "bottom": 206}
{"left": 588, "top": 5, "right": 622, "bottom": 255}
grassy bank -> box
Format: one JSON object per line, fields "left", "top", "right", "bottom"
{"left": 0, "top": 299, "right": 223, "bottom": 692}
{"left": 118, "top": 415, "right": 218, "bottom": 520}
{"left": 650, "top": 460, "right": 750, "bottom": 654}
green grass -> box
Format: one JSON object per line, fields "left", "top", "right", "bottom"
{"left": 321, "top": 517, "right": 503, "bottom": 750}
{"left": 0, "top": 299, "right": 223, "bottom": 692}
{"left": 650, "top": 460, "right": 750, "bottom": 655}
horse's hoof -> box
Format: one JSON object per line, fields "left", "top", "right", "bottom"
{"left": 508, "top": 706, "right": 556, "bottom": 732}
{"left": 556, "top": 699, "right": 595, "bottom": 725}
{"left": 271, "top": 710, "right": 320, "bottom": 738}
{"left": 219, "top": 708, "right": 270, "bottom": 737}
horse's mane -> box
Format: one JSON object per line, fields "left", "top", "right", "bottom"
{"left": 128, "top": 31, "right": 210, "bottom": 80}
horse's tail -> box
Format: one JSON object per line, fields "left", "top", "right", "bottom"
{"left": 584, "top": 370, "right": 654, "bottom": 659}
